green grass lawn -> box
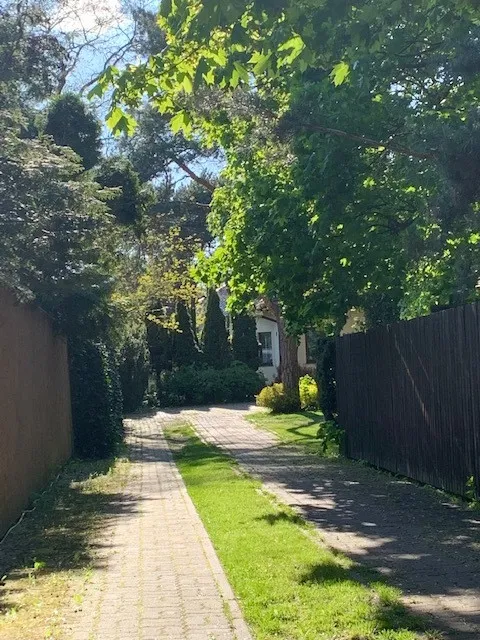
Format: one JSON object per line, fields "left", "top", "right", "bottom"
{"left": 247, "top": 410, "right": 340, "bottom": 457}
{"left": 166, "top": 424, "right": 436, "bottom": 640}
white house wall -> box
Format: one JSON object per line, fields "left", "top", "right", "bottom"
{"left": 297, "top": 335, "right": 316, "bottom": 375}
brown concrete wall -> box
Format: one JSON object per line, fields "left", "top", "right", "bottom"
{"left": 0, "top": 287, "right": 72, "bottom": 536}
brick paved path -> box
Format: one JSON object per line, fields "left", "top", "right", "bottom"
{"left": 69, "top": 415, "right": 251, "bottom": 640}
{"left": 158, "top": 405, "right": 480, "bottom": 640}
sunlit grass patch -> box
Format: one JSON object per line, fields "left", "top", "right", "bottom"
{"left": 248, "top": 410, "right": 341, "bottom": 456}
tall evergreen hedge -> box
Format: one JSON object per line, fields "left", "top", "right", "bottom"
{"left": 172, "top": 301, "right": 202, "bottom": 367}
{"left": 69, "top": 339, "right": 123, "bottom": 458}
{"left": 202, "top": 289, "right": 232, "bottom": 368}
{"left": 118, "top": 325, "right": 150, "bottom": 413}
{"left": 232, "top": 312, "right": 260, "bottom": 370}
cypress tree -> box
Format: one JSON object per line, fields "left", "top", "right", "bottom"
{"left": 232, "top": 312, "right": 260, "bottom": 370}
{"left": 202, "top": 289, "right": 232, "bottom": 368}
{"left": 172, "top": 301, "right": 202, "bottom": 367}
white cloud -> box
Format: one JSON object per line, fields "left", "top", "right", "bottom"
{"left": 54, "top": 0, "right": 126, "bottom": 35}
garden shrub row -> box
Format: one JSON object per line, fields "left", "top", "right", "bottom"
{"left": 158, "top": 362, "right": 265, "bottom": 407}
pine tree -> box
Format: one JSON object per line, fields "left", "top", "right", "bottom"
{"left": 172, "top": 302, "right": 202, "bottom": 367}
{"left": 232, "top": 313, "right": 260, "bottom": 370}
{"left": 202, "top": 289, "right": 232, "bottom": 368}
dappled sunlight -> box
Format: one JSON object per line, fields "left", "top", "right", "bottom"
{"left": 171, "top": 405, "right": 480, "bottom": 638}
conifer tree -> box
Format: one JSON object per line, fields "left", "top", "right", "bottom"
{"left": 202, "top": 289, "right": 232, "bottom": 368}
{"left": 172, "top": 301, "right": 202, "bottom": 367}
{"left": 45, "top": 93, "right": 101, "bottom": 169}
{"left": 232, "top": 313, "right": 259, "bottom": 370}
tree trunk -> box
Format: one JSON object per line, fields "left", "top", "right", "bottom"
{"left": 269, "top": 299, "right": 301, "bottom": 410}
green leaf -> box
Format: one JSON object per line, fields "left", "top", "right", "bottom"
{"left": 194, "top": 58, "right": 210, "bottom": 89}
{"left": 229, "top": 69, "right": 240, "bottom": 88}
{"left": 249, "top": 51, "right": 272, "bottom": 75}
{"left": 468, "top": 233, "right": 480, "bottom": 244}
{"left": 170, "top": 111, "right": 185, "bottom": 134}
{"left": 106, "top": 107, "right": 136, "bottom": 136}
{"left": 330, "top": 61, "right": 350, "bottom": 86}
{"left": 182, "top": 73, "right": 193, "bottom": 93}
{"left": 279, "top": 35, "right": 305, "bottom": 62}
{"left": 212, "top": 49, "right": 227, "bottom": 66}
{"left": 233, "top": 61, "right": 249, "bottom": 83}
{"left": 87, "top": 83, "right": 104, "bottom": 100}
{"left": 106, "top": 106, "right": 123, "bottom": 131}
{"left": 170, "top": 110, "right": 191, "bottom": 134}
{"left": 159, "top": 0, "right": 172, "bottom": 18}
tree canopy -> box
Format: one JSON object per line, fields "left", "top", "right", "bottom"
{"left": 45, "top": 93, "right": 101, "bottom": 169}
{"left": 95, "top": 156, "right": 151, "bottom": 227}
{"left": 99, "top": 0, "right": 480, "bottom": 333}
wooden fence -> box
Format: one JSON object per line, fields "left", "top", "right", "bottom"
{"left": 336, "top": 302, "right": 480, "bottom": 498}
{"left": 0, "top": 287, "right": 72, "bottom": 536}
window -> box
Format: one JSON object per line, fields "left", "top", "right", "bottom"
{"left": 305, "top": 329, "right": 317, "bottom": 364}
{"left": 258, "top": 331, "right": 273, "bottom": 366}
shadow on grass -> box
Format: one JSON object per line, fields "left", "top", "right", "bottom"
{"left": 299, "top": 559, "right": 359, "bottom": 584}
{"left": 299, "top": 561, "right": 426, "bottom": 633}
{"left": 257, "top": 512, "right": 306, "bottom": 527}
{"left": 0, "top": 456, "right": 136, "bottom": 615}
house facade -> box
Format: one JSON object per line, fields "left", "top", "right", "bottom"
{"left": 255, "top": 313, "right": 316, "bottom": 383}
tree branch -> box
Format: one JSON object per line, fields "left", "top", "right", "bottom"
{"left": 277, "top": 112, "right": 436, "bottom": 160}
{"left": 172, "top": 160, "right": 216, "bottom": 192}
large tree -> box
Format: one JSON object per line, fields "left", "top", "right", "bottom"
{"left": 97, "top": 0, "right": 480, "bottom": 401}
{"left": 0, "top": 121, "right": 113, "bottom": 337}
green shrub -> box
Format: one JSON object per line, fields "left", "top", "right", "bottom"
{"left": 316, "top": 420, "right": 345, "bottom": 455}
{"left": 299, "top": 374, "right": 319, "bottom": 409}
{"left": 158, "top": 362, "right": 264, "bottom": 406}
{"left": 118, "top": 325, "right": 150, "bottom": 413}
{"left": 69, "top": 339, "right": 124, "bottom": 459}
{"left": 315, "top": 337, "right": 337, "bottom": 421}
{"left": 257, "top": 375, "right": 319, "bottom": 413}
{"left": 256, "top": 383, "right": 300, "bottom": 413}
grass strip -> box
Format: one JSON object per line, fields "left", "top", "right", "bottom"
{"left": 247, "top": 410, "right": 337, "bottom": 456}
{"left": 0, "top": 453, "right": 130, "bottom": 640}
{"left": 166, "top": 423, "right": 436, "bottom": 640}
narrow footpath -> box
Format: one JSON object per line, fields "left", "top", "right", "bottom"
{"left": 157, "top": 405, "right": 480, "bottom": 640}
{"left": 69, "top": 415, "right": 251, "bottom": 640}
